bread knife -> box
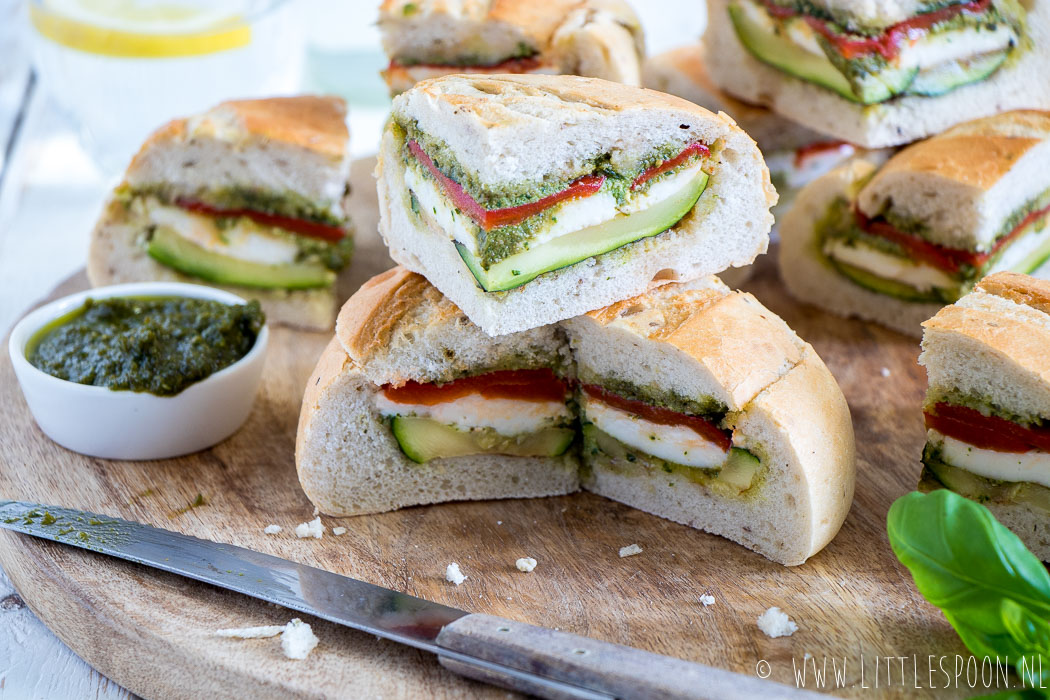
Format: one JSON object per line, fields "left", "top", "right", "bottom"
{"left": 0, "top": 501, "right": 821, "bottom": 699}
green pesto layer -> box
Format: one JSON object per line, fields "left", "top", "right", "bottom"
{"left": 120, "top": 183, "right": 349, "bottom": 228}
{"left": 577, "top": 367, "right": 729, "bottom": 421}
{"left": 396, "top": 120, "right": 710, "bottom": 268}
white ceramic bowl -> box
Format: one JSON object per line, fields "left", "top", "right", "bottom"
{"left": 9, "top": 282, "right": 269, "bottom": 460}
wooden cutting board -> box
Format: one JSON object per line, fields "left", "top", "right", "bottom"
{"left": 0, "top": 158, "right": 972, "bottom": 699}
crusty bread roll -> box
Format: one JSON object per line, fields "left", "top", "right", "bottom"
{"left": 378, "top": 73, "right": 776, "bottom": 336}
{"left": 919, "top": 272, "right": 1050, "bottom": 560}
{"left": 705, "top": 0, "right": 1050, "bottom": 148}
{"left": 296, "top": 268, "right": 579, "bottom": 514}
{"left": 563, "top": 278, "right": 855, "bottom": 566}
{"left": 87, "top": 96, "right": 354, "bottom": 332}
{"left": 297, "top": 267, "right": 856, "bottom": 566}
{"left": 779, "top": 111, "right": 1050, "bottom": 337}
{"left": 378, "top": 0, "right": 644, "bottom": 95}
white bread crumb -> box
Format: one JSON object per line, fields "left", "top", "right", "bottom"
{"left": 515, "top": 557, "right": 538, "bottom": 572}
{"left": 263, "top": 525, "right": 282, "bottom": 535}
{"left": 699, "top": 594, "right": 716, "bottom": 607}
{"left": 619, "top": 544, "right": 643, "bottom": 558}
{"left": 295, "top": 517, "right": 324, "bottom": 539}
{"left": 758, "top": 607, "right": 798, "bottom": 638}
{"left": 445, "top": 562, "right": 466, "bottom": 585}
{"left": 332, "top": 526, "right": 347, "bottom": 535}
{"left": 880, "top": 367, "right": 891, "bottom": 377}
{"left": 214, "top": 625, "right": 284, "bottom": 639}
{"left": 281, "top": 618, "right": 319, "bottom": 660}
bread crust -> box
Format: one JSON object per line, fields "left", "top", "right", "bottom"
{"left": 335, "top": 267, "right": 438, "bottom": 364}
{"left": 977, "top": 271, "right": 1050, "bottom": 316}
{"left": 128, "top": 96, "right": 348, "bottom": 174}
{"left": 578, "top": 280, "right": 805, "bottom": 410}
{"left": 859, "top": 111, "right": 1050, "bottom": 204}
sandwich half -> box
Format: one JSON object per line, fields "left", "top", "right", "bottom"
{"left": 297, "top": 267, "right": 856, "bottom": 565}
{"left": 377, "top": 73, "right": 776, "bottom": 336}
{"left": 919, "top": 272, "right": 1050, "bottom": 560}
{"left": 88, "top": 96, "right": 354, "bottom": 331}
{"left": 643, "top": 43, "right": 894, "bottom": 226}
{"left": 378, "top": 0, "right": 644, "bottom": 95}
{"left": 563, "top": 278, "right": 855, "bottom": 566}
{"left": 705, "top": 0, "right": 1050, "bottom": 148}
{"left": 296, "top": 267, "right": 580, "bottom": 515}
{"left": 779, "top": 110, "right": 1050, "bottom": 337}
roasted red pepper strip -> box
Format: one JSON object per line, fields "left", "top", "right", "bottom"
{"left": 925, "top": 403, "right": 1050, "bottom": 454}
{"left": 766, "top": 0, "right": 992, "bottom": 61}
{"left": 408, "top": 140, "right": 709, "bottom": 231}
{"left": 855, "top": 201, "right": 1050, "bottom": 274}
{"left": 630, "top": 142, "right": 709, "bottom": 191}
{"left": 382, "top": 368, "right": 569, "bottom": 406}
{"left": 408, "top": 140, "right": 605, "bottom": 231}
{"left": 582, "top": 383, "right": 732, "bottom": 451}
{"left": 175, "top": 199, "right": 348, "bottom": 242}
{"left": 793, "top": 140, "right": 853, "bottom": 169}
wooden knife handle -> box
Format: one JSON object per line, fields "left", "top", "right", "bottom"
{"left": 436, "top": 613, "right": 823, "bottom": 699}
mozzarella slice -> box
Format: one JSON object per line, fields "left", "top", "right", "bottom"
{"left": 145, "top": 201, "right": 299, "bottom": 265}
{"left": 930, "top": 430, "right": 1050, "bottom": 490}
{"left": 404, "top": 159, "right": 705, "bottom": 256}
{"left": 824, "top": 238, "right": 958, "bottom": 291}
{"left": 375, "top": 392, "right": 570, "bottom": 437}
{"left": 583, "top": 396, "right": 728, "bottom": 469}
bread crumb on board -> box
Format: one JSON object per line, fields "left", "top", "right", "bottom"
{"left": 880, "top": 367, "right": 891, "bottom": 377}
{"left": 215, "top": 625, "right": 285, "bottom": 639}
{"left": 282, "top": 619, "right": 320, "bottom": 660}
{"left": 295, "top": 517, "right": 324, "bottom": 539}
{"left": 699, "top": 594, "right": 715, "bottom": 607}
{"left": 619, "top": 544, "right": 643, "bottom": 558}
{"left": 446, "top": 562, "right": 466, "bottom": 585}
{"left": 263, "top": 525, "right": 282, "bottom": 535}
{"left": 332, "top": 526, "right": 347, "bottom": 536}
{"left": 215, "top": 619, "right": 320, "bottom": 660}
{"left": 757, "top": 607, "right": 798, "bottom": 638}
{"left": 515, "top": 557, "right": 537, "bottom": 572}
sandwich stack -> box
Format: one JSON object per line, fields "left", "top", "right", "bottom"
{"left": 297, "top": 73, "right": 859, "bottom": 566}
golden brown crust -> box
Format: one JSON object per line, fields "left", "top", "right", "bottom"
{"left": 923, "top": 301, "right": 1050, "bottom": 381}
{"left": 866, "top": 110, "right": 1050, "bottom": 193}
{"left": 336, "top": 267, "right": 429, "bottom": 364}
{"left": 977, "top": 272, "right": 1050, "bottom": 318}
{"left": 295, "top": 337, "right": 354, "bottom": 472}
{"left": 128, "top": 96, "right": 348, "bottom": 173}
{"left": 210, "top": 96, "right": 348, "bottom": 160}
{"left": 585, "top": 280, "right": 805, "bottom": 408}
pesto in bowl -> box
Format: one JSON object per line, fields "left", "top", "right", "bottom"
{"left": 27, "top": 296, "right": 265, "bottom": 396}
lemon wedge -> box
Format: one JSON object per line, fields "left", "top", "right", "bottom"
{"left": 30, "top": 0, "right": 252, "bottom": 58}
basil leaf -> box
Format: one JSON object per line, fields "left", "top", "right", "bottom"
{"left": 887, "top": 490, "right": 1050, "bottom": 661}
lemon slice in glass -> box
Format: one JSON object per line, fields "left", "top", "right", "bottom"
{"left": 30, "top": 0, "right": 252, "bottom": 58}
